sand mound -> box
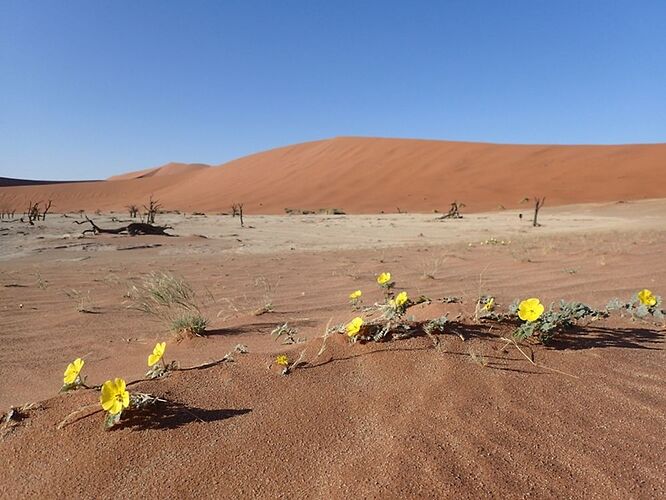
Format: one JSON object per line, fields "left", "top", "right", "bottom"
{"left": 107, "top": 162, "right": 211, "bottom": 181}
{"left": 1, "top": 137, "right": 665, "bottom": 213}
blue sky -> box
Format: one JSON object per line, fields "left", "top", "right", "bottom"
{"left": 1, "top": 0, "right": 665, "bottom": 180}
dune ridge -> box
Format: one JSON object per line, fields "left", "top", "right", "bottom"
{"left": 107, "top": 162, "right": 211, "bottom": 181}
{"left": 1, "top": 137, "right": 665, "bottom": 214}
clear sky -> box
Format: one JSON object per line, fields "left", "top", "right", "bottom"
{"left": 1, "top": 0, "right": 665, "bottom": 180}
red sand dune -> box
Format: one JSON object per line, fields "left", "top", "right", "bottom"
{"left": 107, "top": 162, "right": 211, "bottom": 181}
{"left": 1, "top": 137, "right": 665, "bottom": 214}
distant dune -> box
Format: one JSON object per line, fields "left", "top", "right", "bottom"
{"left": 107, "top": 162, "right": 211, "bottom": 181}
{"left": 1, "top": 137, "right": 665, "bottom": 214}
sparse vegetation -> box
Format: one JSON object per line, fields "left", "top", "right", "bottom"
{"left": 252, "top": 276, "right": 279, "bottom": 315}
{"left": 127, "top": 205, "right": 139, "bottom": 218}
{"left": 128, "top": 272, "right": 209, "bottom": 338}
{"left": 271, "top": 322, "right": 303, "bottom": 344}
{"left": 437, "top": 201, "right": 465, "bottom": 219}
{"left": 509, "top": 298, "right": 608, "bottom": 344}
{"left": 171, "top": 313, "right": 209, "bottom": 338}
{"left": 143, "top": 195, "right": 161, "bottom": 224}
{"left": 532, "top": 196, "right": 546, "bottom": 227}
{"left": 231, "top": 202, "right": 244, "bottom": 227}
{"left": 64, "top": 289, "right": 96, "bottom": 313}
{"left": 607, "top": 289, "right": 664, "bottom": 322}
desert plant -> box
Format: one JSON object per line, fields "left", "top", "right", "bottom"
{"left": 145, "top": 342, "right": 179, "bottom": 378}
{"left": 468, "top": 349, "right": 489, "bottom": 367}
{"left": 606, "top": 289, "right": 664, "bottom": 321}
{"left": 252, "top": 276, "right": 279, "bottom": 315}
{"left": 100, "top": 377, "right": 166, "bottom": 429}
{"left": 171, "top": 313, "right": 208, "bottom": 338}
{"left": 271, "top": 322, "right": 303, "bottom": 344}
{"left": 272, "top": 350, "right": 307, "bottom": 375}
{"left": 128, "top": 272, "right": 209, "bottom": 338}
{"left": 60, "top": 358, "right": 89, "bottom": 392}
{"left": 474, "top": 295, "right": 495, "bottom": 321}
{"left": 64, "top": 289, "right": 96, "bottom": 313}
{"left": 339, "top": 273, "right": 435, "bottom": 343}
{"left": 510, "top": 298, "right": 607, "bottom": 344}
{"left": 348, "top": 289, "right": 363, "bottom": 310}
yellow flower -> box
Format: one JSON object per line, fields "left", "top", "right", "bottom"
{"left": 147, "top": 342, "right": 166, "bottom": 367}
{"left": 394, "top": 291, "right": 408, "bottom": 308}
{"left": 482, "top": 297, "right": 495, "bottom": 311}
{"left": 276, "top": 354, "right": 289, "bottom": 366}
{"left": 377, "top": 272, "right": 392, "bottom": 286}
{"left": 518, "top": 298, "right": 545, "bottom": 322}
{"left": 63, "top": 358, "right": 84, "bottom": 385}
{"left": 100, "top": 378, "right": 130, "bottom": 415}
{"left": 637, "top": 289, "right": 657, "bottom": 307}
{"left": 346, "top": 316, "right": 364, "bottom": 337}
{"left": 349, "top": 290, "right": 362, "bottom": 300}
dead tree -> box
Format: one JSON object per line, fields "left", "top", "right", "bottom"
{"left": 438, "top": 201, "right": 465, "bottom": 220}
{"left": 127, "top": 205, "right": 139, "bottom": 218}
{"left": 41, "top": 200, "right": 53, "bottom": 220}
{"left": 22, "top": 201, "right": 41, "bottom": 225}
{"left": 231, "top": 202, "right": 244, "bottom": 227}
{"left": 533, "top": 197, "right": 545, "bottom": 227}
{"left": 143, "top": 196, "right": 161, "bottom": 224}
{"left": 76, "top": 216, "right": 173, "bottom": 236}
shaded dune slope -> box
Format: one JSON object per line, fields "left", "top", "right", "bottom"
{"left": 1, "top": 137, "right": 665, "bottom": 213}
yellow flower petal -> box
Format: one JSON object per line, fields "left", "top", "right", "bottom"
{"left": 147, "top": 342, "right": 166, "bottom": 366}
{"left": 346, "top": 317, "right": 364, "bottom": 337}
{"left": 276, "top": 354, "right": 289, "bottom": 366}
{"left": 377, "top": 272, "right": 392, "bottom": 286}
{"left": 394, "top": 291, "right": 408, "bottom": 307}
{"left": 518, "top": 298, "right": 544, "bottom": 322}
{"left": 349, "top": 290, "right": 362, "bottom": 300}
{"left": 63, "top": 358, "right": 84, "bottom": 385}
{"left": 638, "top": 289, "right": 657, "bottom": 307}
{"left": 100, "top": 378, "right": 130, "bottom": 415}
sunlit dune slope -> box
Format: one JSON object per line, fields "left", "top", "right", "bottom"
{"left": 1, "top": 137, "right": 664, "bottom": 213}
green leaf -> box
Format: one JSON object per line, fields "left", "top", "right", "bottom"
{"left": 104, "top": 411, "right": 122, "bottom": 430}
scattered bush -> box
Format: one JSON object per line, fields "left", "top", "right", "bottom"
{"left": 271, "top": 323, "right": 303, "bottom": 344}
{"left": 607, "top": 288, "right": 664, "bottom": 321}
{"left": 171, "top": 313, "right": 208, "bottom": 338}
{"left": 128, "top": 272, "right": 209, "bottom": 338}
{"left": 510, "top": 299, "right": 608, "bottom": 344}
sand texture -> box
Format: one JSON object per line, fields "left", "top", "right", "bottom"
{"left": 0, "top": 199, "right": 664, "bottom": 498}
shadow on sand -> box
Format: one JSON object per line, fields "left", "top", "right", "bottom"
{"left": 116, "top": 401, "right": 251, "bottom": 431}
{"left": 549, "top": 325, "right": 664, "bottom": 350}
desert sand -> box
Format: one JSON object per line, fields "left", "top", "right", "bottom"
{"left": 0, "top": 197, "right": 664, "bottom": 498}
{"left": 2, "top": 137, "right": 666, "bottom": 215}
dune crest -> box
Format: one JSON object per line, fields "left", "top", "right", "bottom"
{"left": 107, "top": 162, "right": 211, "bottom": 181}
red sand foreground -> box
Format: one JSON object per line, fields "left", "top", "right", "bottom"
{"left": 0, "top": 200, "right": 665, "bottom": 497}
{"left": 2, "top": 137, "right": 666, "bottom": 214}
